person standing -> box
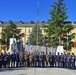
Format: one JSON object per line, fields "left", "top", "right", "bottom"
{"left": 67, "top": 53, "right": 71, "bottom": 69}
{"left": 39, "top": 52, "right": 43, "bottom": 68}
{"left": 33, "top": 52, "right": 38, "bottom": 67}
{"left": 46, "top": 53, "right": 49, "bottom": 67}
{"left": 63, "top": 53, "right": 67, "bottom": 68}
{"left": 0, "top": 53, "right": 3, "bottom": 68}
{"left": 49, "top": 52, "right": 53, "bottom": 67}
{"left": 11, "top": 52, "right": 16, "bottom": 67}
{"left": 60, "top": 53, "right": 64, "bottom": 68}
{"left": 53, "top": 53, "right": 57, "bottom": 67}
{"left": 29, "top": 52, "right": 33, "bottom": 67}
{"left": 56, "top": 52, "right": 60, "bottom": 68}
{"left": 3, "top": 53, "right": 8, "bottom": 68}
{"left": 42, "top": 52, "right": 46, "bottom": 68}
{"left": 71, "top": 53, "right": 75, "bottom": 70}
{"left": 16, "top": 52, "right": 20, "bottom": 67}
{"left": 7, "top": 52, "right": 11, "bottom": 68}
{"left": 24, "top": 51, "right": 29, "bottom": 67}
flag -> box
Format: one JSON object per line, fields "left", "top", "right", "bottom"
{"left": 28, "top": 37, "right": 30, "bottom": 46}
{"left": 66, "top": 36, "right": 69, "bottom": 46}
{"left": 20, "top": 37, "right": 24, "bottom": 52}
{"left": 44, "top": 36, "right": 46, "bottom": 46}
{"left": 74, "top": 35, "right": 76, "bottom": 47}
{"left": 5, "top": 34, "right": 7, "bottom": 45}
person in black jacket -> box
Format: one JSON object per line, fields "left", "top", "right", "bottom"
{"left": 49, "top": 52, "right": 52, "bottom": 67}
{"left": 16, "top": 52, "right": 20, "bottom": 67}
{"left": 33, "top": 52, "right": 38, "bottom": 67}
{"left": 3, "top": 53, "right": 8, "bottom": 68}
{"left": 0, "top": 53, "right": 3, "bottom": 68}
{"left": 11, "top": 52, "right": 16, "bottom": 67}
{"left": 71, "top": 53, "right": 75, "bottom": 70}
{"left": 7, "top": 52, "right": 11, "bottom": 68}
{"left": 56, "top": 52, "right": 60, "bottom": 68}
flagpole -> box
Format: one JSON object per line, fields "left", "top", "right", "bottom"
{"left": 36, "top": 0, "right": 39, "bottom": 52}
{"left": 34, "top": 1, "right": 39, "bottom": 75}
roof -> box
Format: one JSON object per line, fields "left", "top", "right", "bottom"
{"left": 0, "top": 22, "right": 45, "bottom": 27}
{"left": 0, "top": 22, "right": 76, "bottom": 27}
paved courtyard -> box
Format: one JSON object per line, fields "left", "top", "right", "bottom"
{"left": 0, "top": 67, "right": 76, "bottom": 75}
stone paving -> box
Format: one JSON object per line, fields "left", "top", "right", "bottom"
{"left": 0, "top": 67, "right": 76, "bottom": 75}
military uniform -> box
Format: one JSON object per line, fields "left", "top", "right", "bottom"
{"left": 56, "top": 53, "right": 60, "bottom": 67}
{"left": 60, "top": 53, "right": 64, "bottom": 68}
{"left": 24, "top": 53, "right": 29, "bottom": 67}
{"left": 7, "top": 53, "right": 11, "bottom": 68}
{"left": 49, "top": 53, "right": 53, "bottom": 67}
{"left": 71, "top": 53, "right": 75, "bottom": 69}
{"left": 67, "top": 54, "right": 71, "bottom": 69}
{"left": 29, "top": 53, "right": 33, "bottom": 67}
{"left": 53, "top": 54, "right": 57, "bottom": 67}
{"left": 0, "top": 53, "right": 3, "bottom": 68}
{"left": 39, "top": 52, "right": 43, "bottom": 68}
{"left": 63, "top": 54, "right": 67, "bottom": 68}
{"left": 33, "top": 52, "right": 38, "bottom": 67}
{"left": 16, "top": 52, "right": 20, "bottom": 67}
{"left": 3, "top": 53, "right": 8, "bottom": 68}
{"left": 46, "top": 54, "right": 49, "bottom": 67}
{"left": 11, "top": 53, "right": 16, "bottom": 67}
{"left": 42, "top": 52, "right": 46, "bottom": 67}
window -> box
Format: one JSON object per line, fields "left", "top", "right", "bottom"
{"left": 42, "top": 21, "right": 45, "bottom": 24}
{"left": 28, "top": 29, "right": 31, "bottom": 33}
{"left": 19, "top": 21, "right": 23, "bottom": 24}
{"left": 30, "top": 21, "right": 34, "bottom": 24}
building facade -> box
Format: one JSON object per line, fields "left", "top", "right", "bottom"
{"left": 0, "top": 21, "right": 76, "bottom": 54}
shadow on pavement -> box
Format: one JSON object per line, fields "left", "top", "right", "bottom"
{"left": 0, "top": 67, "right": 30, "bottom": 72}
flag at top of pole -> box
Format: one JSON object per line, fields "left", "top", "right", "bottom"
{"left": 44, "top": 36, "right": 46, "bottom": 46}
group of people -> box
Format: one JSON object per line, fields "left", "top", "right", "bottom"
{"left": 0, "top": 51, "right": 76, "bottom": 70}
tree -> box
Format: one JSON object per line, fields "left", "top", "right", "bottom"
{"left": 29, "top": 24, "right": 43, "bottom": 45}
{"left": 43, "top": 0, "right": 75, "bottom": 51}
{"left": 0, "top": 20, "right": 24, "bottom": 49}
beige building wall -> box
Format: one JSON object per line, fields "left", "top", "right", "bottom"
{"left": 25, "top": 27, "right": 32, "bottom": 43}
{"left": 0, "top": 22, "right": 76, "bottom": 54}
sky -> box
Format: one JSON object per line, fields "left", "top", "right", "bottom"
{"left": 0, "top": 0, "right": 76, "bottom": 22}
